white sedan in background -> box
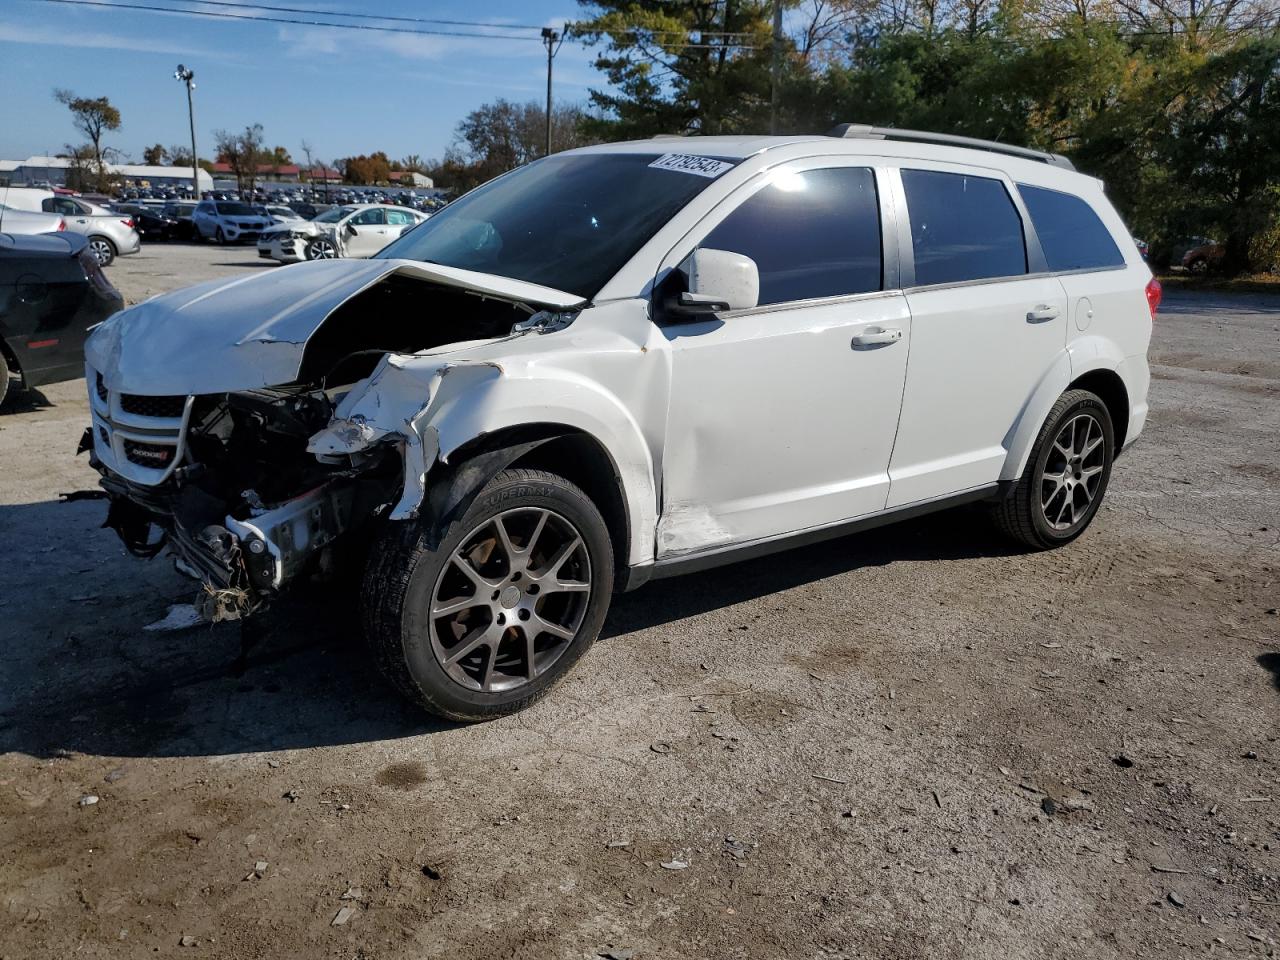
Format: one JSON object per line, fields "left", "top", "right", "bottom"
{"left": 257, "top": 204, "right": 427, "bottom": 263}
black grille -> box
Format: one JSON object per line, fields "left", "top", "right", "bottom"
{"left": 95, "top": 373, "right": 108, "bottom": 403}
{"left": 120, "top": 394, "right": 186, "bottom": 418}
{"left": 98, "top": 427, "right": 109, "bottom": 446}
{"left": 123, "top": 439, "right": 176, "bottom": 468}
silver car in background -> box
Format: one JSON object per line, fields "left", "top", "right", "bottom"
{"left": 42, "top": 195, "right": 141, "bottom": 266}
{"left": 0, "top": 205, "right": 67, "bottom": 236}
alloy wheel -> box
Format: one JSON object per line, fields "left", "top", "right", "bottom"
{"left": 1040, "top": 412, "right": 1106, "bottom": 531}
{"left": 428, "top": 507, "right": 591, "bottom": 693}
{"left": 89, "top": 238, "right": 112, "bottom": 265}
{"left": 309, "top": 239, "right": 337, "bottom": 259}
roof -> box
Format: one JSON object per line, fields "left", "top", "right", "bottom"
{"left": 568, "top": 132, "right": 1090, "bottom": 183}
{"left": 0, "top": 155, "right": 212, "bottom": 183}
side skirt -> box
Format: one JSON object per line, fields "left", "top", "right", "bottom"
{"left": 623, "top": 482, "right": 1007, "bottom": 590}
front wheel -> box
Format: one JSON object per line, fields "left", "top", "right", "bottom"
{"left": 0, "top": 351, "right": 12, "bottom": 409}
{"left": 362, "top": 468, "right": 615, "bottom": 721}
{"left": 306, "top": 237, "right": 338, "bottom": 260}
{"left": 991, "top": 389, "right": 1115, "bottom": 550}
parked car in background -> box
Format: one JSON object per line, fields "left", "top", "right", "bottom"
{"left": 191, "top": 200, "right": 274, "bottom": 244}
{"left": 260, "top": 204, "right": 305, "bottom": 225}
{"left": 114, "top": 204, "right": 181, "bottom": 242}
{"left": 1, "top": 231, "right": 122, "bottom": 407}
{"left": 257, "top": 204, "right": 427, "bottom": 263}
{"left": 161, "top": 201, "right": 198, "bottom": 240}
{"left": 0, "top": 205, "right": 66, "bottom": 236}
{"left": 41, "top": 196, "right": 141, "bottom": 266}
{"left": 1181, "top": 238, "right": 1225, "bottom": 274}
{"left": 86, "top": 129, "right": 1155, "bottom": 720}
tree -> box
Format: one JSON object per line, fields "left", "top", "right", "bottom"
{"left": 54, "top": 89, "right": 121, "bottom": 191}
{"left": 342, "top": 151, "right": 393, "bottom": 184}
{"left": 213, "top": 123, "right": 265, "bottom": 196}
{"left": 434, "top": 99, "right": 595, "bottom": 191}
{"left": 572, "top": 0, "right": 776, "bottom": 138}
{"left": 142, "top": 144, "right": 167, "bottom": 166}
{"left": 400, "top": 153, "right": 426, "bottom": 173}
{"left": 299, "top": 139, "right": 315, "bottom": 181}
{"left": 168, "top": 144, "right": 194, "bottom": 167}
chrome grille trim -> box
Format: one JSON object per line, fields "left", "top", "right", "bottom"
{"left": 86, "top": 363, "right": 194, "bottom": 486}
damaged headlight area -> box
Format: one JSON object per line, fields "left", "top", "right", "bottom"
{"left": 94, "top": 386, "right": 403, "bottom": 622}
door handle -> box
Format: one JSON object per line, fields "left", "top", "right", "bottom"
{"left": 1026, "top": 305, "right": 1059, "bottom": 323}
{"left": 851, "top": 326, "right": 903, "bottom": 348}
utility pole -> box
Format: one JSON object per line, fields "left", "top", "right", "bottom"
{"left": 174, "top": 64, "right": 199, "bottom": 197}
{"left": 541, "top": 26, "right": 565, "bottom": 157}
{"left": 770, "top": 1, "right": 783, "bottom": 134}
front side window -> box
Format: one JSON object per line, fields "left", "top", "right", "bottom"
{"left": 351, "top": 208, "right": 385, "bottom": 226}
{"left": 1018, "top": 184, "right": 1125, "bottom": 272}
{"left": 378, "top": 153, "right": 734, "bottom": 298}
{"left": 699, "top": 167, "right": 882, "bottom": 306}
{"left": 902, "top": 169, "right": 1027, "bottom": 286}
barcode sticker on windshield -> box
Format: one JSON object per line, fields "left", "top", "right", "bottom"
{"left": 648, "top": 154, "right": 734, "bottom": 178}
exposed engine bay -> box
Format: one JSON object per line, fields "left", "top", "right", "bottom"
{"left": 85, "top": 266, "right": 575, "bottom": 622}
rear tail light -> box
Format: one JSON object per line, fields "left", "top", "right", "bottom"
{"left": 121, "top": 218, "right": 135, "bottom": 228}
{"left": 1145, "top": 277, "right": 1162, "bottom": 320}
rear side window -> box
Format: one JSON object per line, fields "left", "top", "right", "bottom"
{"left": 902, "top": 169, "right": 1026, "bottom": 286}
{"left": 701, "top": 167, "right": 882, "bottom": 305}
{"left": 1019, "top": 184, "right": 1125, "bottom": 271}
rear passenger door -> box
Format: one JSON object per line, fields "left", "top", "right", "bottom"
{"left": 886, "top": 165, "right": 1067, "bottom": 507}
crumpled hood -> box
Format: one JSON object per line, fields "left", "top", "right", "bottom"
{"left": 86, "top": 257, "right": 586, "bottom": 395}
{"left": 263, "top": 220, "right": 319, "bottom": 238}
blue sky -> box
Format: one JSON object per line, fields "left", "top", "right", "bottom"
{"left": 0, "top": 0, "right": 608, "bottom": 165}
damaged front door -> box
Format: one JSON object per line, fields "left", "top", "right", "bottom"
{"left": 656, "top": 164, "right": 910, "bottom": 556}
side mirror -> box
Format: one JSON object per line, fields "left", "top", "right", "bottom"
{"left": 344, "top": 223, "right": 357, "bottom": 237}
{"left": 667, "top": 248, "right": 759, "bottom": 318}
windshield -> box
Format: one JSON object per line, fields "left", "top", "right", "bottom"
{"left": 215, "top": 202, "right": 258, "bottom": 216}
{"left": 314, "top": 206, "right": 353, "bottom": 223}
{"left": 376, "top": 153, "right": 735, "bottom": 298}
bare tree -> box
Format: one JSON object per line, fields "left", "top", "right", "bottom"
{"left": 53, "top": 89, "right": 121, "bottom": 191}
{"left": 213, "top": 123, "right": 265, "bottom": 197}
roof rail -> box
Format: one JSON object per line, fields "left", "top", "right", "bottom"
{"left": 826, "top": 123, "right": 1075, "bottom": 171}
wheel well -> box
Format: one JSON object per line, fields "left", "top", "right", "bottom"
{"left": 90, "top": 234, "right": 118, "bottom": 253}
{"left": 509, "top": 431, "right": 631, "bottom": 584}
{"left": 1069, "top": 369, "right": 1129, "bottom": 446}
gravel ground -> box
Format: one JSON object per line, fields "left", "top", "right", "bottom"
{"left": 1, "top": 244, "right": 1277, "bottom": 960}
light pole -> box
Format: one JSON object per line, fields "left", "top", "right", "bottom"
{"left": 541, "top": 27, "right": 565, "bottom": 158}
{"left": 174, "top": 64, "right": 199, "bottom": 198}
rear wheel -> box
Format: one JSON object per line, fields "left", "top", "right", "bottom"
{"left": 362, "top": 468, "right": 614, "bottom": 721}
{"left": 991, "top": 389, "right": 1115, "bottom": 550}
{"left": 88, "top": 236, "right": 116, "bottom": 267}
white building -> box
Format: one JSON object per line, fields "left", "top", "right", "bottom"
{"left": 0, "top": 155, "right": 213, "bottom": 192}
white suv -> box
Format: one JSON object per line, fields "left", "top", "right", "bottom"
{"left": 191, "top": 200, "right": 274, "bottom": 244}
{"left": 84, "top": 127, "right": 1156, "bottom": 720}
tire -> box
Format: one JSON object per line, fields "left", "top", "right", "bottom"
{"left": 215, "top": 227, "right": 227, "bottom": 245}
{"left": 306, "top": 238, "right": 338, "bottom": 260}
{"left": 1187, "top": 257, "right": 1208, "bottom": 275}
{"left": 991, "top": 389, "right": 1115, "bottom": 550}
{"left": 362, "top": 468, "right": 615, "bottom": 721}
{"left": 88, "top": 236, "right": 116, "bottom": 267}
{"left": 0, "top": 351, "right": 11, "bottom": 409}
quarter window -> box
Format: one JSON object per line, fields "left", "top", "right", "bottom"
{"left": 700, "top": 167, "right": 882, "bottom": 306}
{"left": 1019, "top": 184, "right": 1125, "bottom": 272}
{"left": 902, "top": 169, "right": 1027, "bottom": 286}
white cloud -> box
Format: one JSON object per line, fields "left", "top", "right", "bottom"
{"left": 0, "top": 19, "right": 226, "bottom": 59}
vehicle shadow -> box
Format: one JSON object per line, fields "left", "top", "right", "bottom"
{"left": 1258, "top": 653, "right": 1280, "bottom": 695}
{"left": 0, "top": 498, "right": 1019, "bottom": 761}
{"left": 0, "top": 386, "right": 53, "bottom": 415}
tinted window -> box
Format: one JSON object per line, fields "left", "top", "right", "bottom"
{"left": 700, "top": 167, "right": 881, "bottom": 305}
{"left": 379, "top": 153, "right": 733, "bottom": 298}
{"left": 215, "top": 202, "right": 257, "bottom": 216}
{"left": 902, "top": 170, "right": 1026, "bottom": 286}
{"left": 1019, "top": 183, "right": 1124, "bottom": 271}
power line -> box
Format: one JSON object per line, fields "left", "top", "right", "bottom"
{"left": 26, "top": 0, "right": 540, "bottom": 40}
{"left": 26, "top": 0, "right": 764, "bottom": 44}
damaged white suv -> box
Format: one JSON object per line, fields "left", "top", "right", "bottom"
{"left": 85, "top": 127, "right": 1157, "bottom": 720}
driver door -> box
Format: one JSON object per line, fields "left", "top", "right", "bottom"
{"left": 345, "top": 207, "right": 387, "bottom": 257}
{"left": 657, "top": 162, "right": 911, "bottom": 557}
